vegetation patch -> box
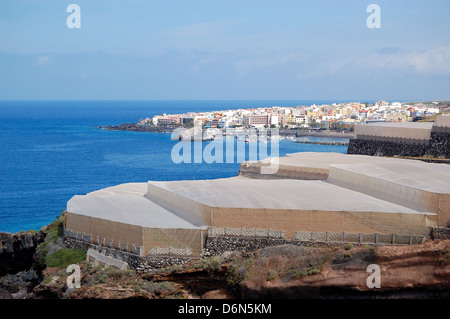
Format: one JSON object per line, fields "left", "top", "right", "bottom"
{"left": 45, "top": 248, "right": 86, "bottom": 269}
{"left": 144, "top": 281, "right": 175, "bottom": 294}
{"left": 195, "top": 256, "right": 222, "bottom": 277}
{"left": 46, "top": 213, "right": 65, "bottom": 244}
{"left": 226, "top": 258, "right": 253, "bottom": 285}
{"left": 344, "top": 243, "right": 354, "bottom": 250}
{"left": 266, "top": 269, "right": 280, "bottom": 281}
{"left": 290, "top": 255, "right": 329, "bottom": 279}
{"left": 41, "top": 276, "right": 53, "bottom": 285}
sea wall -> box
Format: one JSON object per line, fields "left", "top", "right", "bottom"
{"left": 347, "top": 132, "right": 449, "bottom": 158}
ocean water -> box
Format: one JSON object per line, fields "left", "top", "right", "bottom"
{"left": 0, "top": 100, "right": 348, "bottom": 233}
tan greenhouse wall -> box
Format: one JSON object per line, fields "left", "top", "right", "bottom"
{"left": 65, "top": 213, "right": 144, "bottom": 250}
{"left": 210, "top": 207, "right": 433, "bottom": 238}
{"left": 142, "top": 228, "right": 206, "bottom": 256}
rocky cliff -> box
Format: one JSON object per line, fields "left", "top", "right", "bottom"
{"left": 240, "top": 240, "right": 450, "bottom": 298}
{"left": 0, "top": 231, "right": 46, "bottom": 276}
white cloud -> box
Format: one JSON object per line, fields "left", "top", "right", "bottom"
{"left": 295, "top": 45, "right": 450, "bottom": 81}
{"left": 352, "top": 45, "right": 450, "bottom": 74}
{"left": 406, "top": 46, "right": 450, "bottom": 74}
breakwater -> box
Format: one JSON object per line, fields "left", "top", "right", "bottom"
{"left": 99, "top": 123, "right": 354, "bottom": 139}
{"left": 296, "top": 141, "right": 349, "bottom": 146}
{"left": 98, "top": 123, "right": 173, "bottom": 133}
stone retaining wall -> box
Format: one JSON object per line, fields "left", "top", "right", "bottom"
{"left": 64, "top": 228, "right": 433, "bottom": 271}
{"left": 430, "top": 227, "right": 450, "bottom": 240}
{"left": 64, "top": 238, "right": 194, "bottom": 273}
{"left": 347, "top": 132, "right": 449, "bottom": 158}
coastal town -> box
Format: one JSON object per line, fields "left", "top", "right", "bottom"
{"left": 139, "top": 100, "right": 444, "bottom": 132}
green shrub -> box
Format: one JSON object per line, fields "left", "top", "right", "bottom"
{"left": 45, "top": 248, "right": 86, "bottom": 269}
{"left": 107, "top": 268, "right": 135, "bottom": 279}
{"left": 133, "top": 284, "right": 141, "bottom": 292}
{"left": 107, "top": 268, "right": 124, "bottom": 279}
{"left": 291, "top": 269, "right": 308, "bottom": 279}
{"left": 291, "top": 255, "right": 329, "bottom": 279}
{"left": 168, "top": 264, "right": 182, "bottom": 273}
{"left": 35, "top": 242, "right": 50, "bottom": 270}
{"left": 41, "top": 276, "right": 53, "bottom": 285}
{"left": 226, "top": 258, "right": 253, "bottom": 285}
{"left": 196, "top": 256, "right": 222, "bottom": 277}
{"left": 267, "top": 269, "right": 279, "bottom": 281}
{"left": 344, "top": 243, "right": 354, "bottom": 250}
{"left": 144, "top": 281, "right": 175, "bottom": 293}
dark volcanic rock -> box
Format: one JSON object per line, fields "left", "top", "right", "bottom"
{"left": 0, "top": 231, "right": 46, "bottom": 276}
{"left": 347, "top": 132, "right": 450, "bottom": 158}
{"left": 0, "top": 269, "right": 39, "bottom": 297}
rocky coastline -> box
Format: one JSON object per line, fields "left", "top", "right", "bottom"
{"left": 98, "top": 123, "right": 353, "bottom": 139}
{"left": 98, "top": 123, "right": 173, "bottom": 133}
{"left": 296, "top": 141, "right": 349, "bottom": 146}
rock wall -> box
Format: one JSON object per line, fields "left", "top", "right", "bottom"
{"left": 65, "top": 229, "right": 430, "bottom": 272}
{"left": 347, "top": 132, "right": 449, "bottom": 158}
{"left": 430, "top": 227, "right": 450, "bottom": 240}
{"left": 0, "top": 231, "right": 46, "bottom": 276}
{"left": 204, "top": 237, "right": 288, "bottom": 257}
{"left": 64, "top": 238, "right": 194, "bottom": 273}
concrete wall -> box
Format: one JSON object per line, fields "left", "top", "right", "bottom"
{"left": 87, "top": 248, "right": 129, "bottom": 270}
{"left": 353, "top": 135, "right": 429, "bottom": 145}
{"left": 433, "top": 114, "right": 450, "bottom": 133}
{"left": 354, "top": 122, "right": 432, "bottom": 142}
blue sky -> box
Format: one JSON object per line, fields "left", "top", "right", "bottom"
{"left": 1, "top": 0, "right": 449, "bottom": 101}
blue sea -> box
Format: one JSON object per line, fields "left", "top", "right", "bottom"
{"left": 0, "top": 100, "right": 348, "bottom": 233}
